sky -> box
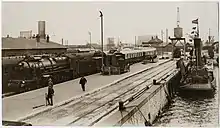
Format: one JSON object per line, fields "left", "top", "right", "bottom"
{"left": 2, "top": 1, "right": 219, "bottom": 45}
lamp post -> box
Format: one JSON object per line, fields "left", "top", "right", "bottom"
{"left": 89, "top": 31, "right": 92, "bottom": 50}
{"left": 100, "top": 11, "right": 104, "bottom": 71}
{"left": 161, "top": 30, "right": 164, "bottom": 59}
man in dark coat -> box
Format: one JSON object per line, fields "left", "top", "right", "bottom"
{"left": 203, "top": 55, "right": 207, "bottom": 64}
{"left": 46, "top": 78, "right": 54, "bottom": 106}
{"left": 79, "top": 76, "right": 87, "bottom": 91}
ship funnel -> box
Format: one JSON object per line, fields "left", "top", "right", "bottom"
{"left": 194, "top": 38, "right": 202, "bottom": 66}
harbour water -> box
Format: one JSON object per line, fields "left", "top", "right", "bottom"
{"left": 153, "top": 67, "right": 219, "bottom": 127}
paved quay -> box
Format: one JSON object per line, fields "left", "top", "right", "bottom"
{"left": 3, "top": 59, "right": 170, "bottom": 121}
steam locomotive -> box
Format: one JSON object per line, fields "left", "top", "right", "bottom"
{"left": 6, "top": 51, "right": 105, "bottom": 92}
{"left": 5, "top": 47, "right": 157, "bottom": 92}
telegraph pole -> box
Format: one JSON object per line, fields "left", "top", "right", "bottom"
{"left": 135, "top": 36, "right": 136, "bottom": 47}
{"left": 100, "top": 11, "right": 104, "bottom": 71}
{"left": 89, "top": 31, "right": 92, "bottom": 50}
{"left": 208, "top": 28, "right": 211, "bottom": 44}
{"left": 161, "top": 30, "right": 164, "bottom": 58}
{"left": 61, "top": 38, "right": 63, "bottom": 45}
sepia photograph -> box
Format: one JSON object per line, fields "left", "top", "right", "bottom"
{"left": 1, "top": 1, "right": 219, "bottom": 126}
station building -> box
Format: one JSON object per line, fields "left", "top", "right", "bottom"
{"left": 2, "top": 36, "right": 67, "bottom": 57}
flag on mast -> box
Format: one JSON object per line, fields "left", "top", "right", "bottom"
{"left": 192, "top": 19, "right": 198, "bottom": 24}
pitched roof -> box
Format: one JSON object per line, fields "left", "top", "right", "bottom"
{"left": 148, "top": 36, "right": 163, "bottom": 44}
{"left": 2, "top": 37, "right": 67, "bottom": 50}
{"left": 137, "top": 35, "right": 153, "bottom": 45}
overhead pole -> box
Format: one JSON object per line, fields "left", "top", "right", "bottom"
{"left": 166, "top": 29, "right": 168, "bottom": 53}
{"left": 208, "top": 28, "right": 211, "bottom": 44}
{"left": 161, "top": 30, "right": 164, "bottom": 58}
{"left": 89, "top": 31, "right": 92, "bottom": 50}
{"left": 100, "top": 11, "right": 104, "bottom": 72}
{"left": 135, "top": 36, "right": 136, "bottom": 47}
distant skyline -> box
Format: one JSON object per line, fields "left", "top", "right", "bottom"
{"left": 2, "top": 1, "right": 219, "bottom": 45}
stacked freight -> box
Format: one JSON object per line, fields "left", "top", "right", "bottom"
{"left": 6, "top": 51, "right": 105, "bottom": 92}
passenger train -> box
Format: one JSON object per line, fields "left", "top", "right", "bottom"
{"left": 102, "top": 47, "right": 157, "bottom": 74}
{"left": 3, "top": 47, "right": 157, "bottom": 93}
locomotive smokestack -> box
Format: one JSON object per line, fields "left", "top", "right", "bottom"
{"left": 38, "top": 21, "right": 46, "bottom": 39}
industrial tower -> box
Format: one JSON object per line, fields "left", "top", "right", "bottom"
{"left": 169, "top": 7, "right": 187, "bottom": 59}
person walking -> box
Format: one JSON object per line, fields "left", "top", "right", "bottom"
{"left": 79, "top": 76, "right": 87, "bottom": 91}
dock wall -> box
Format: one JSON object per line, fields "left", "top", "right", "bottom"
{"left": 95, "top": 69, "right": 181, "bottom": 126}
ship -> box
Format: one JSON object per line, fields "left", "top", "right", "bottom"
{"left": 178, "top": 38, "right": 216, "bottom": 94}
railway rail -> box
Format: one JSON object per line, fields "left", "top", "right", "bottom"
{"left": 22, "top": 60, "right": 176, "bottom": 126}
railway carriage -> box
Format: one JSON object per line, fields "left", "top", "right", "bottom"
{"left": 141, "top": 47, "right": 158, "bottom": 63}
{"left": 102, "top": 47, "right": 157, "bottom": 75}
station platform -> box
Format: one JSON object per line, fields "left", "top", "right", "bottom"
{"left": 2, "top": 59, "right": 170, "bottom": 121}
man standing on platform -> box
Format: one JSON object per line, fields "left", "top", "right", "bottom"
{"left": 79, "top": 76, "right": 87, "bottom": 91}
{"left": 46, "top": 78, "right": 54, "bottom": 106}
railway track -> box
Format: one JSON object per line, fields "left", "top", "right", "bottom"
{"left": 22, "top": 60, "right": 176, "bottom": 126}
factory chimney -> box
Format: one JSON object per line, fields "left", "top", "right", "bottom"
{"left": 38, "top": 21, "right": 46, "bottom": 39}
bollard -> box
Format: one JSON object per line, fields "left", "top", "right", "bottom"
{"left": 153, "top": 79, "right": 157, "bottom": 85}
{"left": 144, "top": 120, "right": 152, "bottom": 126}
{"left": 119, "top": 101, "right": 125, "bottom": 111}
{"left": 109, "top": 67, "right": 111, "bottom": 75}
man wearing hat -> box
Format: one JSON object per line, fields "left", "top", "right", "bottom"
{"left": 46, "top": 78, "right": 54, "bottom": 106}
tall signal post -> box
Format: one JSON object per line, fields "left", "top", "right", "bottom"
{"left": 99, "top": 11, "right": 104, "bottom": 71}
{"left": 161, "top": 30, "right": 164, "bottom": 58}
{"left": 89, "top": 31, "right": 92, "bottom": 50}
{"left": 135, "top": 36, "right": 137, "bottom": 47}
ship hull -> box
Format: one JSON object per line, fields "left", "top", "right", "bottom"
{"left": 179, "top": 78, "right": 216, "bottom": 94}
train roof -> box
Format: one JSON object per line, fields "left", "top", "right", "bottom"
{"left": 115, "top": 47, "right": 156, "bottom": 55}
{"left": 64, "top": 51, "right": 105, "bottom": 59}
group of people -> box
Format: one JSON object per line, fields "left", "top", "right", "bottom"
{"left": 45, "top": 76, "right": 87, "bottom": 106}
